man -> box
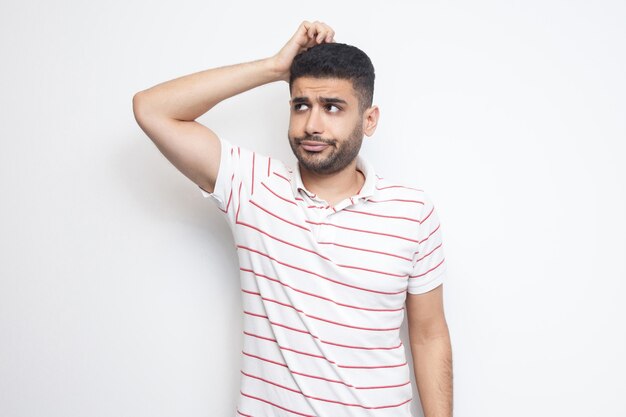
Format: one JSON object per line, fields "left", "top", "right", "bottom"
{"left": 133, "top": 21, "right": 452, "bottom": 417}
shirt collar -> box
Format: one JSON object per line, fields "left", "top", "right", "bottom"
{"left": 290, "top": 154, "right": 377, "bottom": 202}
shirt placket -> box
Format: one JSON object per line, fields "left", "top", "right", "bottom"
{"left": 303, "top": 192, "right": 337, "bottom": 243}
{"left": 316, "top": 212, "right": 336, "bottom": 242}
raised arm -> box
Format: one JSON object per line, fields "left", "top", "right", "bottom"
{"left": 406, "top": 285, "right": 453, "bottom": 417}
{"left": 131, "top": 21, "right": 335, "bottom": 194}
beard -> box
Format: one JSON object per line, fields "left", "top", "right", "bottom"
{"left": 289, "top": 122, "right": 364, "bottom": 175}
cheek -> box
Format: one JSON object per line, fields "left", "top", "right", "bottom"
{"left": 288, "top": 116, "right": 308, "bottom": 136}
{"left": 336, "top": 122, "right": 355, "bottom": 138}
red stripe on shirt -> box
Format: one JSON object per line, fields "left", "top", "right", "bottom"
{"left": 243, "top": 351, "right": 346, "bottom": 386}
{"left": 367, "top": 198, "right": 425, "bottom": 205}
{"left": 420, "top": 205, "right": 435, "bottom": 224}
{"left": 241, "top": 292, "right": 403, "bottom": 350}
{"left": 221, "top": 172, "right": 235, "bottom": 213}
{"left": 244, "top": 329, "right": 279, "bottom": 342}
{"left": 318, "top": 338, "right": 403, "bottom": 351}
{"left": 305, "top": 220, "right": 419, "bottom": 243}
{"left": 375, "top": 184, "right": 423, "bottom": 191}
{"left": 245, "top": 311, "right": 310, "bottom": 335}
{"left": 334, "top": 263, "right": 408, "bottom": 278}
{"left": 339, "top": 361, "right": 407, "bottom": 369}
{"left": 249, "top": 200, "right": 311, "bottom": 232}
{"left": 224, "top": 189, "right": 233, "bottom": 213}
{"left": 236, "top": 220, "right": 331, "bottom": 261}
{"left": 244, "top": 301, "right": 399, "bottom": 332}
{"left": 240, "top": 267, "right": 404, "bottom": 313}
{"left": 409, "top": 257, "right": 446, "bottom": 278}
{"left": 251, "top": 152, "right": 256, "bottom": 195}
{"left": 236, "top": 221, "right": 410, "bottom": 278}
{"left": 317, "top": 241, "right": 413, "bottom": 262}
{"left": 240, "top": 391, "right": 316, "bottom": 417}
{"left": 419, "top": 223, "right": 441, "bottom": 245}
{"left": 237, "top": 246, "right": 406, "bottom": 295}
{"left": 242, "top": 350, "right": 288, "bottom": 369}
{"left": 241, "top": 371, "right": 413, "bottom": 410}
{"left": 236, "top": 181, "right": 243, "bottom": 222}
{"left": 358, "top": 380, "right": 411, "bottom": 390}
{"left": 241, "top": 350, "right": 409, "bottom": 389}
{"left": 242, "top": 332, "right": 318, "bottom": 362}
{"left": 272, "top": 171, "right": 291, "bottom": 183}
{"left": 414, "top": 242, "right": 443, "bottom": 262}
{"left": 242, "top": 331, "right": 408, "bottom": 369}
{"left": 343, "top": 208, "right": 420, "bottom": 223}
{"left": 241, "top": 370, "right": 303, "bottom": 395}
{"left": 306, "top": 311, "right": 400, "bottom": 331}
{"left": 261, "top": 182, "right": 297, "bottom": 206}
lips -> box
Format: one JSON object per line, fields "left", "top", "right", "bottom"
{"left": 300, "top": 140, "right": 330, "bottom": 152}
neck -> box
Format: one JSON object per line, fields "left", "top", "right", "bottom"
{"left": 299, "top": 160, "right": 365, "bottom": 206}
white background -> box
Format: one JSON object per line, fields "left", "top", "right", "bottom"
{"left": 1, "top": 1, "right": 625, "bottom": 416}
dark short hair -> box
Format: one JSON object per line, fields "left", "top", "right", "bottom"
{"left": 289, "top": 42, "right": 375, "bottom": 114}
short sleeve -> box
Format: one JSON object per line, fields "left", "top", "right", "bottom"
{"left": 199, "top": 136, "right": 237, "bottom": 212}
{"left": 407, "top": 192, "right": 448, "bottom": 294}
{"left": 198, "top": 136, "right": 269, "bottom": 225}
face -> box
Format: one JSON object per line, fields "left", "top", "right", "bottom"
{"left": 288, "top": 77, "right": 367, "bottom": 175}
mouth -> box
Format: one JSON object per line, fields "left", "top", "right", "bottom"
{"left": 299, "top": 140, "right": 331, "bottom": 152}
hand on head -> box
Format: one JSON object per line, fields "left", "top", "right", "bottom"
{"left": 272, "top": 21, "right": 336, "bottom": 82}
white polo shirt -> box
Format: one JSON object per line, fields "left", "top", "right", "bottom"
{"left": 200, "top": 137, "right": 448, "bottom": 417}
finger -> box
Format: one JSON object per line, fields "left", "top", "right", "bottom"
{"left": 299, "top": 22, "right": 322, "bottom": 49}
{"left": 299, "top": 21, "right": 311, "bottom": 34}
{"left": 299, "top": 21, "right": 313, "bottom": 41}
{"left": 316, "top": 29, "right": 331, "bottom": 43}
{"left": 310, "top": 21, "right": 323, "bottom": 42}
{"left": 311, "top": 21, "right": 329, "bottom": 42}
{"left": 318, "top": 23, "right": 335, "bottom": 43}
{"left": 325, "top": 29, "right": 335, "bottom": 43}
{"left": 302, "top": 21, "right": 335, "bottom": 45}
{"left": 307, "top": 22, "right": 318, "bottom": 39}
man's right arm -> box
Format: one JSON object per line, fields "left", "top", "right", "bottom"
{"left": 132, "top": 58, "right": 282, "bottom": 194}
{"left": 131, "top": 20, "right": 335, "bottom": 194}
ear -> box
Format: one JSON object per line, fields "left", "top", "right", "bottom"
{"left": 362, "top": 105, "right": 380, "bottom": 137}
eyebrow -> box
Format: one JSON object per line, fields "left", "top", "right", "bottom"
{"left": 291, "top": 96, "right": 348, "bottom": 105}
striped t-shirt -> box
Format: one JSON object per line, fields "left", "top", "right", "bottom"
{"left": 199, "top": 137, "right": 448, "bottom": 417}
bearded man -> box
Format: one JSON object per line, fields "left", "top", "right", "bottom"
{"left": 133, "top": 20, "right": 453, "bottom": 417}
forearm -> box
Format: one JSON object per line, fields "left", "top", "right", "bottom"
{"left": 134, "top": 57, "right": 282, "bottom": 121}
{"left": 411, "top": 333, "right": 453, "bottom": 417}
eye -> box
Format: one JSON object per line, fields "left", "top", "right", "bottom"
{"left": 325, "top": 104, "right": 341, "bottom": 113}
{"left": 293, "top": 103, "right": 309, "bottom": 111}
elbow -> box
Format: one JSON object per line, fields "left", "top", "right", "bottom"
{"left": 132, "top": 91, "right": 147, "bottom": 121}
{"left": 408, "top": 317, "right": 450, "bottom": 347}
{"left": 132, "top": 91, "right": 158, "bottom": 127}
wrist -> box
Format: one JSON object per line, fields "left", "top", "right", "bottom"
{"left": 265, "top": 55, "right": 290, "bottom": 83}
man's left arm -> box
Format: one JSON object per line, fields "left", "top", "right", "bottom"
{"left": 406, "top": 284, "right": 453, "bottom": 417}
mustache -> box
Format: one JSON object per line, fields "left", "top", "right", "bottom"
{"left": 294, "top": 135, "right": 335, "bottom": 145}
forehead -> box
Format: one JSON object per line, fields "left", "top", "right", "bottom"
{"left": 290, "top": 77, "right": 357, "bottom": 102}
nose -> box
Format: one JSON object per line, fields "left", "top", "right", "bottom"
{"left": 304, "top": 106, "right": 323, "bottom": 136}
